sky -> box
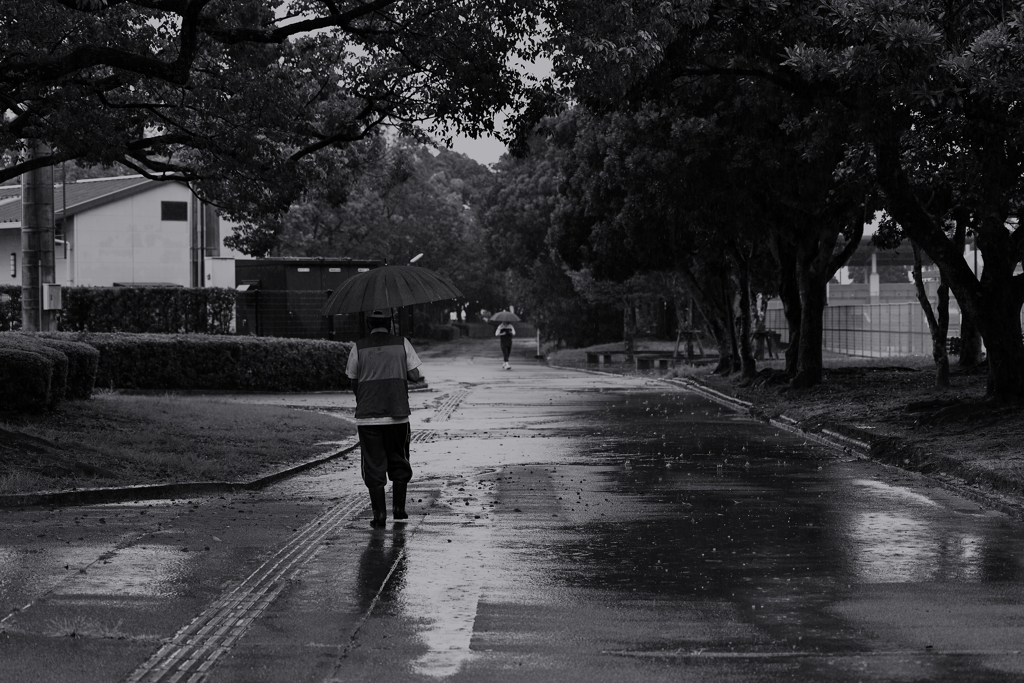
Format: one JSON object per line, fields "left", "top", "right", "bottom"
{"left": 448, "top": 133, "right": 507, "bottom": 167}
{"left": 444, "top": 55, "right": 553, "bottom": 167}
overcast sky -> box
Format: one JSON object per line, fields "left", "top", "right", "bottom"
{"left": 445, "top": 54, "right": 553, "bottom": 167}
{"left": 448, "top": 133, "right": 507, "bottom": 167}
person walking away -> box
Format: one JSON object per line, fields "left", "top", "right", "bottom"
{"left": 495, "top": 321, "right": 516, "bottom": 369}
{"left": 346, "top": 309, "right": 423, "bottom": 528}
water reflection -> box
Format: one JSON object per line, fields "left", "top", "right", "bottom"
{"left": 401, "top": 513, "right": 493, "bottom": 676}
{"left": 54, "top": 544, "right": 192, "bottom": 598}
{"left": 848, "top": 512, "right": 939, "bottom": 583}
{"left": 354, "top": 530, "right": 407, "bottom": 613}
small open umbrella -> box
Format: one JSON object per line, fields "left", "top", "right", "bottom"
{"left": 320, "top": 265, "right": 463, "bottom": 315}
{"left": 490, "top": 310, "right": 520, "bottom": 323}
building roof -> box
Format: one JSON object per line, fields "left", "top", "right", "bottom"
{"left": 0, "top": 175, "right": 160, "bottom": 225}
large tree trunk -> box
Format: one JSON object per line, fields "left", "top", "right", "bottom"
{"left": 767, "top": 215, "right": 862, "bottom": 387}
{"left": 733, "top": 246, "right": 757, "bottom": 379}
{"left": 911, "top": 240, "right": 950, "bottom": 387}
{"left": 718, "top": 268, "right": 741, "bottom": 374}
{"left": 974, "top": 273, "right": 1024, "bottom": 398}
{"left": 791, "top": 256, "right": 827, "bottom": 388}
{"left": 959, "top": 314, "right": 984, "bottom": 368}
{"left": 951, "top": 220, "right": 984, "bottom": 369}
{"left": 769, "top": 232, "right": 801, "bottom": 375}
{"left": 790, "top": 220, "right": 862, "bottom": 389}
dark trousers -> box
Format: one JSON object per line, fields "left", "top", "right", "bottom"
{"left": 357, "top": 423, "right": 412, "bottom": 488}
{"left": 500, "top": 337, "right": 512, "bottom": 361}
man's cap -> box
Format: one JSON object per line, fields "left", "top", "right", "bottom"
{"left": 366, "top": 309, "right": 391, "bottom": 319}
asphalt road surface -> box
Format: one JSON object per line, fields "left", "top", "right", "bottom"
{"left": 2, "top": 339, "right": 1023, "bottom": 682}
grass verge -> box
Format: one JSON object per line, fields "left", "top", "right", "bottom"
{"left": 0, "top": 393, "right": 355, "bottom": 495}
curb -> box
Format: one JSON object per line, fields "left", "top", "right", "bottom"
{"left": 0, "top": 440, "right": 360, "bottom": 509}
{"left": 663, "top": 377, "right": 753, "bottom": 413}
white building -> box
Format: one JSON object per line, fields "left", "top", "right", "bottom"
{"left": 0, "top": 176, "right": 248, "bottom": 289}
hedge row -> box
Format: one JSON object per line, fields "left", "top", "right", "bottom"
{"left": 61, "top": 287, "right": 236, "bottom": 334}
{"left": 38, "top": 332, "right": 353, "bottom": 392}
{"left": 0, "top": 333, "right": 100, "bottom": 411}
{"left": 0, "top": 285, "right": 236, "bottom": 334}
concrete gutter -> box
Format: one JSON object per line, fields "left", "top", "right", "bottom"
{"left": 0, "top": 439, "right": 359, "bottom": 509}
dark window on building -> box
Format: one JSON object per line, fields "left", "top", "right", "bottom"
{"left": 161, "top": 201, "right": 188, "bottom": 221}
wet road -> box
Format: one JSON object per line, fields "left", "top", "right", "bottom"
{"left": 2, "top": 340, "right": 1024, "bottom": 682}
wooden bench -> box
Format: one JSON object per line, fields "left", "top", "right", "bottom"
{"left": 634, "top": 355, "right": 676, "bottom": 371}
{"left": 585, "top": 351, "right": 615, "bottom": 366}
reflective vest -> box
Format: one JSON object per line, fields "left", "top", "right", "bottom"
{"left": 353, "top": 333, "right": 410, "bottom": 419}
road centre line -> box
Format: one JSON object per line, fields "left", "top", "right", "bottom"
{"left": 125, "top": 492, "right": 366, "bottom": 683}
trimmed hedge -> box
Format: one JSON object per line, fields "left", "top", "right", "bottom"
{"left": 61, "top": 287, "right": 236, "bottom": 334}
{"left": 39, "top": 332, "right": 352, "bottom": 392}
{"left": 0, "top": 333, "right": 69, "bottom": 408}
{"left": 0, "top": 347, "right": 53, "bottom": 412}
{"left": 0, "top": 285, "right": 236, "bottom": 334}
{"left": 35, "top": 337, "right": 100, "bottom": 399}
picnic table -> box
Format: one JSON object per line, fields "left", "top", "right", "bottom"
{"left": 585, "top": 351, "right": 616, "bottom": 366}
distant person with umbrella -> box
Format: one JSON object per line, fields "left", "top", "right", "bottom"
{"left": 346, "top": 309, "right": 423, "bottom": 528}
{"left": 491, "top": 310, "right": 520, "bottom": 370}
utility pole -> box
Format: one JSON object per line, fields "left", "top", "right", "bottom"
{"left": 21, "top": 141, "right": 58, "bottom": 331}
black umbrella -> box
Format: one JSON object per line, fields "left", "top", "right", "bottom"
{"left": 320, "top": 265, "right": 463, "bottom": 315}
{"left": 489, "top": 310, "right": 520, "bottom": 323}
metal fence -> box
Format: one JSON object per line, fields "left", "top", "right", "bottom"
{"left": 765, "top": 302, "right": 964, "bottom": 358}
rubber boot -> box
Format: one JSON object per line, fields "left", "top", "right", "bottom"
{"left": 369, "top": 487, "right": 387, "bottom": 528}
{"left": 393, "top": 482, "right": 409, "bottom": 520}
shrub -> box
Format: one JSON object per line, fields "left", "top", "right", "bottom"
{"left": 35, "top": 338, "right": 100, "bottom": 399}
{"left": 0, "top": 347, "right": 53, "bottom": 411}
{"left": 60, "top": 286, "right": 236, "bottom": 334}
{"left": 0, "top": 333, "right": 68, "bottom": 407}
{"left": 39, "top": 332, "right": 352, "bottom": 392}
{"left": 429, "top": 325, "right": 461, "bottom": 342}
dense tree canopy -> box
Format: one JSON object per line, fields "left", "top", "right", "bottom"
{"left": 480, "top": 131, "right": 623, "bottom": 346}
{"left": 783, "top": 0, "right": 1024, "bottom": 397}
{"left": 528, "top": 0, "right": 1024, "bottom": 396}
{"left": 1, "top": 0, "right": 544, "bottom": 227}
{"left": 254, "top": 138, "right": 504, "bottom": 314}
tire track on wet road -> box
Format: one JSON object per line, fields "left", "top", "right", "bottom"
{"left": 413, "top": 387, "right": 470, "bottom": 444}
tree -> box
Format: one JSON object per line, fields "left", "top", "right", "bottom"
{"left": 540, "top": 0, "right": 1024, "bottom": 396}
{"left": 1, "top": 0, "right": 544, "bottom": 227}
{"left": 480, "top": 129, "right": 622, "bottom": 346}
{"left": 735, "top": 101, "right": 874, "bottom": 387}
{"left": 538, "top": 0, "right": 879, "bottom": 386}
{"left": 258, "top": 138, "right": 504, "bottom": 315}
{"left": 547, "top": 105, "right": 777, "bottom": 377}
{"left": 782, "top": 0, "right": 1024, "bottom": 399}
